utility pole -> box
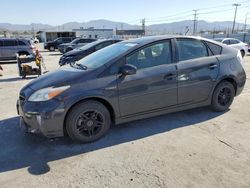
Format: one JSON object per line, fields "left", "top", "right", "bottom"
{"left": 141, "top": 18, "right": 146, "bottom": 36}
{"left": 244, "top": 13, "right": 250, "bottom": 31}
{"left": 232, "top": 3, "right": 241, "bottom": 34}
{"left": 193, "top": 10, "right": 198, "bottom": 35}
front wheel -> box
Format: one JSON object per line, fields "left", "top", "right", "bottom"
{"left": 210, "top": 81, "right": 235, "bottom": 112}
{"left": 66, "top": 100, "right": 111, "bottom": 143}
{"left": 49, "top": 46, "right": 55, "bottom": 51}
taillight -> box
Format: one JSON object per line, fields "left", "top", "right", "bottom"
{"left": 237, "top": 50, "right": 243, "bottom": 66}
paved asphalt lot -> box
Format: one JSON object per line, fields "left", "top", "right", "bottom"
{"left": 0, "top": 44, "right": 250, "bottom": 188}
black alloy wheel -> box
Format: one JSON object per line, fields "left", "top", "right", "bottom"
{"left": 211, "top": 81, "right": 235, "bottom": 112}
{"left": 66, "top": 100, "right": 111, "bottom": 143}
{"left": 76, "top": 110, "right": 104, "bottom": 137}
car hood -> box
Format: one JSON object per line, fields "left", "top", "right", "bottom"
{"left": 59, "top": 43, "right": 72, "bottom": 47}
{"left": 26, "top": 66, "right": 91, "bottom": 91}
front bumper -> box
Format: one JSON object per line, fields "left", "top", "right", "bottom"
{"left": 58, "top": 46, "right": 66, "bottom": 53}
{"left": 17, "top": 99, "right": 66, "bottom": 138}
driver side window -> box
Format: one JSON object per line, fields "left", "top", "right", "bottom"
{"left": 126, "top": 41, "right": 172, "bottom": 70}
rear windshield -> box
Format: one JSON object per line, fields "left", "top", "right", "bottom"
{"left": 77, "top": 42, "right": 138, "bottom": 69}
{"left": 205, "top": 41, "right": 222, "bottom": 55}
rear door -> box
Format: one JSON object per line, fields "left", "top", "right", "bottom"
{"left": 118, "top": 40, "right": 178, "bottom": 117}
{"left": 175, "top": 38, "right": 220, "bottom": 104}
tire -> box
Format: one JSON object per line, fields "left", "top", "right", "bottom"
{"left": 49, "top": 46, "right": 55, "bottom": 51}
{"left": 210, "top": 81, "right": 235, "bottom": 112}
{"left": 66, "top": 100, "right": 111, "bottom": 143}
{"left": 241, "top": 50, "right": 245, "bottom": 58}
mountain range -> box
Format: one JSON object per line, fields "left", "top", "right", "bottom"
{"left": 0, "top": 19, "right": 248, "bottom": 34}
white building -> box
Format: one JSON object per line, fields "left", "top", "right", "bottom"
{"left": 37, "top": 31, "right": 76, "bottom": 42}
{"left": 73, "top": 27, "right": 114, "bottom": 39}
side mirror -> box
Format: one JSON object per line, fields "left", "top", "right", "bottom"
{"left": 120, "top": 64, "right": 137, "bottom": 76}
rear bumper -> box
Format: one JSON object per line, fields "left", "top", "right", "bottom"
{"left": 235, "top": 69, "right": 246, "bottom": 96}
{"left": 17, "top": 99, "right": 66, "bottom": 138}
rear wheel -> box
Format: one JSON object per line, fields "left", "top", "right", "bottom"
{"left": 210, "top": 81, "right": 235, "bottom": 112}
{"left": 66, "top": 100, "right": 111, "bottom": 143}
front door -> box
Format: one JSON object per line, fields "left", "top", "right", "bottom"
{"left": 118, "top": 40, "right": 178, "bottom": 117}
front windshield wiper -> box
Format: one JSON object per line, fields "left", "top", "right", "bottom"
{"left": 75, "top": 63, "right": 87, "bottom": 70}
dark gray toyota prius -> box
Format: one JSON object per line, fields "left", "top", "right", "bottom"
{"left": 17, "top": 36, "right": 246, "bottom": 143}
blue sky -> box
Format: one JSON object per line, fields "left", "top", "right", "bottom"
{"left": 0, "top": 0, "right": 249, "bottom": 25}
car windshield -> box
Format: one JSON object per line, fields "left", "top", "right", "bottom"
{"left": 78, "top": 40, "right": 103, "bottom": 50}
{"left": 213, "top": 38, "right": 223, "bottom": 42}
{"left": 76, "top": 42, "right": 138, "bottom": 69}
{"left": 71, "top": 38, "right": 80, "bottom": 44}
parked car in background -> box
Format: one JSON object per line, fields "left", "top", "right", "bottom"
{"left": 17, "top": 36, "right": 246, "bottom": 143}
{"left": 59, "top": 39, "right": 122, "bottom": 66}
{"left": 213, "top": 38, "right": 248, "bottom": 57}
{"left": 248, "top": 41, "right": 250, "bottom": 53}
{"left": 58, "top": 38, "right": 96, "bottom": 53}
{"left": 0, "top": 38, "right": 35, "bottom": 62}
{"left": 44, "top": 37, "right": 76, "bottom": 51}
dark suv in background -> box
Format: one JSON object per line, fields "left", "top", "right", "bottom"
{"left": 58, "top": 38, "right": 96, "bottom": 53}
{"left": 0, "top": 38, "right": 35, "bottom": 61}
{"left": 44, "top": 37, "right": 76, "bottom": 51}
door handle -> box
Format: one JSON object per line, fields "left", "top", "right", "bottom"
{"left": 209, "top": 64, "right": 217, "bottom": 69}
{"left": 164, "top": 73, "right": 176, "bottom": 80}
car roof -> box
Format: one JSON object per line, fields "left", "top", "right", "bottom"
{"left": 0, "top": 38, "right": 29, "bottom": 41}
{"left": 121, "top": 35, "right": 217, "bottom": 45}
{"left": 215, "top": 38, "right": 241, "bottom": 41}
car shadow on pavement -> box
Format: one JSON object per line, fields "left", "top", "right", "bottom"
{"left": 0, "top": 108, "right": 227, "bottom": 175}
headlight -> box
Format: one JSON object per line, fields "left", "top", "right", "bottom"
{"left": 28, "top": 86, "right": 70, "bottom": 102}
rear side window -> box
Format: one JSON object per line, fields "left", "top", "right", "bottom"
{"left": 79, "top": 39, "right": 88, "bottom": 43}
{"left": 85, "top": 39, "right": 96, "bottom": 43}
{"left": 95, "top": 41, "right": 113, "bottom": 50}
{"left": 205, "top": 41, "right": 222, "bottom": 55}
{"left": 223, "top": 40, "right": 230, "bottom": 45}
{"left": 229, "top": 40, "right": 239, "bottom": 44}
{"left": 63, "top": 38, "right": 72, "bottom": 42}
{"left": 4, "top": 40, "right": 17, "bottom": 46}
{"left": 18, "top": 40, "right": 26, "bottom": 46}
{"left": 176, "top": 39, "right": 208, "bottom": 61}
{"left": 0, "top": 40, "right": 3, "bottom": 46}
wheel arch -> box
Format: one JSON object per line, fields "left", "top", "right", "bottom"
{"left": 215, "top": 76, "right": 237, "bottom": 96}
{"left": 63, "top": 97, "right": 116, "bottom": 136}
